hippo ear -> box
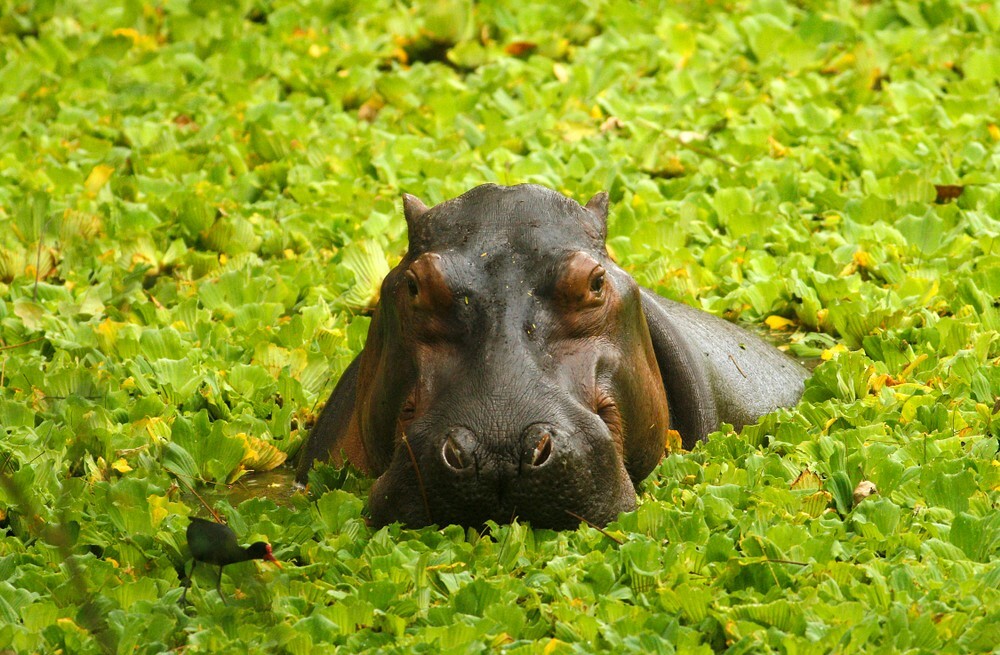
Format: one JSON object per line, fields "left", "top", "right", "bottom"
{"left": 583, "top": 192, "right": 609, "bottom": 242}
{"left": 402, "top": 193, "right": 430, "bottom": 247}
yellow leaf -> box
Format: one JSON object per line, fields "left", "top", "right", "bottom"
{"left": 665, "top": 428, "right": 683, "bottom": 452}
{"left": 558, "top": 121, "right": 597, "bottom": 142}
{"left": 553, "top": 63, "right": 569, "bottom": 83}
{"left": 791, "top": 469, "right": 822, "bottom": 490}
{"left": 112, "top": 27, "right": 140, "bottom": 41}
{"left": 84, "top": 164, "right": 114, "bottom": 194}
{"left": 899, "top": 353, "right": 929, "bottom": 380}
{"left": 543, "top": 639, "right": 567, "bottom": 655}
{"left": 142, "top": 416, "right": 172, "bottom": 442}
{"left": 147, "top": 494, "right": 186, "bottom": 527}
{"left": 853, "top": 250, "right": 872, "bottom": 269}
{"left": 801, "top": 490, "right": 833, "bottom": 517}
{"left": 920, "top": 279, "right": 939, "bottom": 305}
{"left": 112, "top": 28, "right": 158, "bottom": 51}
{"left": 490, "top": 633, "right": 514, "bottom": 648}
{"left": 764, "top": 315, "right": 796, "bottom": 330}
{"left": 240, "top": 435, "right": 288, "bottom": 471}
{"left": 989, "top": 124, "right": 1000, "bottom": 142}
{"left": 821, "top": 343, "right": 848, "bottom": 361}
{"left": 768, "top": 135, "right": 788, "bottom": 158}
{"left": 57, "top": 618, "right": 87, "bottom": 634}
{"left": 111, "top": 458, "right": 132, "bottom": 473}
{"left": 868, "top": 373, "right": 892, "bottom": 393}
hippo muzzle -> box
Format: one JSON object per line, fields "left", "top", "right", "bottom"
{"left": 296, "top": 184, "right": 809, "bottom": 529}
{"left": 369, "top": 356, "right": 640, "bottom": 529}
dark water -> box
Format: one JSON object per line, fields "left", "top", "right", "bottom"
{"left": 194, "top": 467, "right": 300, "bottom": 508}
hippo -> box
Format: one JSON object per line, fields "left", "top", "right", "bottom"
{"left": 296, "top": 184, "right": 807, "bottom": 529}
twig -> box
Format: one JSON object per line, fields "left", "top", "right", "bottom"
{"left": 564, "top": 510, "right": 624, "bottom": 544}
{"left": 0, "top": 337, "right": 45, "bottom": 352}
{"left": 172, "top": 473, "right": 224, "bottom": 523}
{"left": 37, "top": 394, "right": 105, "bottom": 400}
{"left": 400, "top": 433, "right": 432, "bottom": 525}
{"left": 146, "top": 290, "right": 164, "bottom": 310}
{"left": 760, "top": 558, "right": 808, "bottom": 566}
{"left": 33, "top": 240, "right": 43, "bottom": 302}
{"left": 115, "top": 445, "right": 149, "bottom": 458}
{"left": 729, "top": 354, "right": 747, "bottom": 379}
{"left": 678, "top": 142, "right": 741, "bottom": 168}
{"left": 32, "top": 217, "right": 52, "bottom": 303}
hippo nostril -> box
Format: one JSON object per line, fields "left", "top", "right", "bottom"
{"left": 531, "top": 431, "right": 552, "bottom": 467}
{"left": 442, "top": 437, "right": 465, "bottom": 470}
{"left": 441, "top": 427, "right": 475, "bottom": 472}
{"left": 521, "top": 423, "right": 558, "bottom": 469}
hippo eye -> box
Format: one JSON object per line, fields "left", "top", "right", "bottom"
{"left": 589, "top": 268, "right": 605, "bottom": 296}
{"left": 404, "top": 271, "right": 419, "bottom": 298}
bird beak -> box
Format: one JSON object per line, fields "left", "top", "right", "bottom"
{"left": 264, "top": 545, "right": 283, "bottom": 569}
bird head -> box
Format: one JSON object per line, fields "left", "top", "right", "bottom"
{"left": 248, "top": 541, "right": 283, "bottom": 568}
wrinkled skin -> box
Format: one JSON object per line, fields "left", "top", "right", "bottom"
{"left": 296, "top": 184, "right": 808, "bottom": 529}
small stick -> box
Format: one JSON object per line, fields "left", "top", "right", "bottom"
{"left": 0, "top": 337, "right": 45, "bottom": 352}
{"left": 564, "top": 510, "right": 623, "bottom": 545}
{"left": 400, "top": 433, "right": 432, "bottom": 525}
{"left": 761, "top": 558, "right": 808, "bottom": 566}
{"left": 728, "top": 354, "right": 747, "bottom": 379}
{"left": 173, "top": 473, "right": 224, "bottom": 523}
{"left": 146, "top": 290, "right": 164, "bottom": 310}
{"left": 32, "top": 217, "right": 52, "bottom": 303}
{"left": 33, "top": 240, "right": 43, "bottom": 302}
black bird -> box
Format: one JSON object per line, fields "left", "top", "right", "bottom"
{"left": 182, "top": 517, "right": 281, "bottom": 604}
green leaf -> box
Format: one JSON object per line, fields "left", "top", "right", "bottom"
{"left": 950, "top": 512, "right": 1000, "bottom": 562}
{"left": 731, "top": 599, "right": 806, "bottom": 634}
{"left": 897, "top": 211, "right": 946, "bottom": 256}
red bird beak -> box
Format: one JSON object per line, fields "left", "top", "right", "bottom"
{"left": 264, "top": 544, "right": 283, "bottom": 569}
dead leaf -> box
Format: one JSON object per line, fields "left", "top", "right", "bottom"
{"left": 600, "top": 116, "right": 624, "bottom": 132}
{"left": 933, "top": 184, "right": 964, "bottom": 204}
{"left": 504, "top": 41, "right": 537, "bottom": 57}
{"left": 852, "top": 480, "right": 877, "bottom": 506}
{"left": 791, "top": 469, "right": 823, "bottom": 491}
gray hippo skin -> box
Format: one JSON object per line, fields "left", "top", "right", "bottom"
{"left": 296, "top": 184, "right": 808, "bottom": 529}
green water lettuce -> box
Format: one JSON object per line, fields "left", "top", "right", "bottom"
{"left": 0, "top": 0, "right": 998, "bottom": 653}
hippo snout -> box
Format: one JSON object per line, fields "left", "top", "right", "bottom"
{"left": 369, "top": 416, "right": 636, "bottom": 529}
{"left": 439, "top": 423, "right": 557, "bottom": 475}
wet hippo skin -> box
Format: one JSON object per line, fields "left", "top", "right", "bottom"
{"left": 296, "top": 184, "right": 808, "bottom": 529}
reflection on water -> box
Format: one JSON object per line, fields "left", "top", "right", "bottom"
{"left": 186, "top": 467, "right": 300, "bottom": 508}
{"left": 749, "top": 323, "right": 825, "bottom": 372}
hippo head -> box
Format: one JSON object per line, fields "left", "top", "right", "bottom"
{"left": 350, "top": 184, "right": 670, "bottom": 529}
